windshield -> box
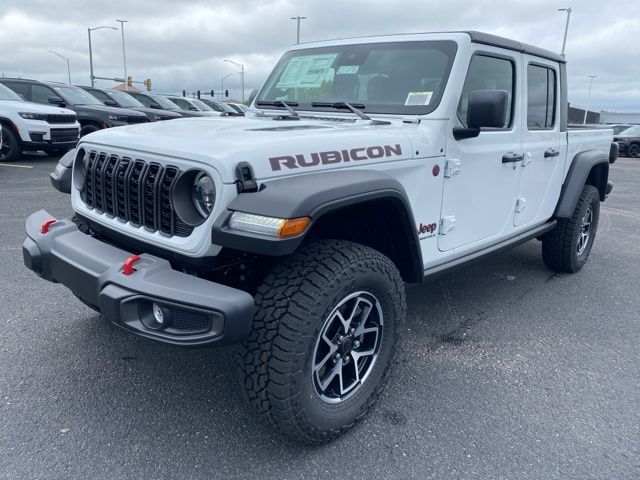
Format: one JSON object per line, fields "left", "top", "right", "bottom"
{"left": 618, "top": 126, "right": 640, "bottom": 136}
{"left": 0, "top": 83, "right": 23, "bottom": 101}
{"left": 257, "top": 40, "right": 457, "bottom": 115}
{"left": 53, "top": 85, "right": 103, "bottom": 106}
{"left": 106, "top": 90, "right": 144, "bottom": 108}
{"left": 149, "top": 94, "right": 180, "bottom": 109}
{"left": 190, "top": 98, "right": 214, "bottom": 111}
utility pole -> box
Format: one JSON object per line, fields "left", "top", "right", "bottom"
{"left": 225, "top": 59, "right": 245, "bottom": 103}
{"left": 88, "top": 26, "right": 118, "bottom": 87}
{"left": 49, "top": 50, "right": 71, "bottom": 85}
{"left": 116, "top": 19, "right": 128, "bottom": 90}
{"left": 584, "top": 75, "right": 596, "bottom": 125}
{"left": 290, "top": 16, "right": 307, "bottom": 44}
{"left": 221, "top": 73, "right": 233, "bottom": 101}
{"left": 558, "top": 7, "right": 572, "bottom": 58}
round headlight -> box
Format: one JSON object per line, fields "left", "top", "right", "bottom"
{"left": 192, "top": 172, "right": 216, "bottom": 217}
{"left": 72, "top": 148, "right": 87, "bottom": 191}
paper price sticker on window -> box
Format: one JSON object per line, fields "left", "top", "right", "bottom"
{"left": 277, "top": 54, "right": 338, "bottom": 89}
{"left": 405, "top": 91, "right": 433, "bottom": 106}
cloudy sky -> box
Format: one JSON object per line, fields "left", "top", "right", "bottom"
{"left": 1, "top": 0, "right": 639, "bottom": 111}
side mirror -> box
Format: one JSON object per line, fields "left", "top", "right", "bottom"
{"left": 149, "top": 103, "right": 162, "bottom": 109}
{"left": 48, "top": 96, "right": 65, "bottom": 106}
{"left": 454, "top": 90, "right": 508, "bottom": 140}
{"left": 104, "top": 99, "right": 118, "bottom": 107}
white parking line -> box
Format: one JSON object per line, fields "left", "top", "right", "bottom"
{"left": 0, "top": 163, "right": 33, "bottom": 169}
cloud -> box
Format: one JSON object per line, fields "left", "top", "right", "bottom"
{"left": 1, "top": 0, "right": 639, "bottom": 110}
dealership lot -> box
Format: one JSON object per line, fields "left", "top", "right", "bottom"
{"left": 1, "top": 156, "right": 639, "bottom": 479}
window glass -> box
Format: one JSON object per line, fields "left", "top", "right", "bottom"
{"left": 106, "top": 90, "right": 144, "bottom": 108}
{"left": 51, "top": 86, "right": 103, "bottom": 106}
{"left": 3, "top": 82, "right": 29, "bottom": 99}
{"left": 458, "top": 55, "right": 514, "bottom": 128}
{"left": 87, "top": 89, "right": 111, "bottom": 104}
{"left": 132, "top": 93, "right": 153, "bottom": 107}
{"left": 257, "top": 41, "right": 457, "bottom": 115}
{"left": 170, "top": 98, "right": 192, "bottom": 110}
{"left": 527, "top": 64, "right": 556, "bottom": 129}
{"left": 619, "top": 126, "right": 640, "bottom": 136}
{"left": 0, "top": 83, "right": 23, "bottom": 101}
{"left": 32, "top": 84, "right": 56, "bottom": 104}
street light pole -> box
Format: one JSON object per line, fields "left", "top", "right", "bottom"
{"left": 558, "top": 7, "right": 572, "bottom": 58}
{"left": 225, "top": 59, "right": 245, "bottom": 103}
{"left": 290, "top": 16, "right": 307, "bottom": 44}
{"left": 88, "top": 26, "right": 118, "bottom": 87}
{"left": 49, "top": 50, "right": 71, "bottom": 85}
{"left": 116, "top": 19, "right": 128, "bottom": 90}
{"left": 584, "top": 75, "right": 596, "bottom": 125}
{"left": 221, "top": 73, "right": 234, "bottom": 101}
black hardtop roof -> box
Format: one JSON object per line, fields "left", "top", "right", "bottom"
{"left": 465, "top": 31, "right": 566, "bottom": 64}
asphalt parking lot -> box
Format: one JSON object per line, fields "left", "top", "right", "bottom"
{"left": 1, "top": 155, "right": 639, "bottom": 480}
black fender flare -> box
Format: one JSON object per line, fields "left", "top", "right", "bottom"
{"left": 211, "top": 169, "right": 423, "bottom": 277}
{"left": 0, "top": 116, "right": 20, "bottom": 138}
{"left": 554, "top": 150, "right": 609, "bottom": 218}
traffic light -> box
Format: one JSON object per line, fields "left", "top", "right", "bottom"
{"left": 182, "top": 90, "right": 186, "bottom": 97}
{"left": 225, "top": 89, "right": 229, "bottom": 98}
{"left": 145, "top": 79, "right": 152, "bottom": 91}
{"left": 210, "top": 90, "right": 214, "bottom": 97}
{"left": 127, "top": 76, "right": 132, "bottom": 87}
{"left": 197, "top": 90, "right": 201, "bottom": 99}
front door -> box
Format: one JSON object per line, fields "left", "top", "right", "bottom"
{"left": 439, "top": 48, "right": 523, "bottom": 252}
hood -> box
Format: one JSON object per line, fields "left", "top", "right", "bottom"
{"left": 127, "top": 106, "right": 182, "bottom": 119}
{"left": 0, "top": 99, "right": 75, "bottom": 116}
{"left": 73, "top": 104, "right": 147, "bottom": 117}
{"left": 79, "top": 115, "right": 441, "bottom": 183}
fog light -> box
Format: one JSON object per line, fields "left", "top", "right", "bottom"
{"left": 152, "top": 303, "right": 165, "bottom": 324}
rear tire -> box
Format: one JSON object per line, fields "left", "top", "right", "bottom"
{"left": 542, "top": 185, "right": 600, "bottom": 273}
{"left": 0, "top": 125, "right": 22, "bottom": 162}
{"left": 237, "top": 240, "right": 406, "bottom": 444}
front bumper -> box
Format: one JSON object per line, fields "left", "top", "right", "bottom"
{"left": 22, "top": 210, "right": 255, "bottom": 347}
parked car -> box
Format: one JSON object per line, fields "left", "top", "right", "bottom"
{"left": 26, "top": 31, "right": 616, "bottom": 444}
{"left": 0, "top": 78, "right": 148, "bottom": 137}
{"left": 200, "top": 98, "right": 243, "bottom": 115}
{"left": 164, "top": 95, "right": 223, "bottom": 116}
{"left": 78, "top": 86, "right": 182, "bottom": 122}
{"left": 613, "top": 125, "right": 640, "bottom": 157}
{"left": 0, "top": 82, "right": 79, "bottom": 161}
{"left": 124, "top": 92, "right": 202, "bottom": 117}
{"left": 227, "top": 102, "right": 249, "bottom": 114}
{"left": 610, "top": 124, "right": 634, "bottom": 135}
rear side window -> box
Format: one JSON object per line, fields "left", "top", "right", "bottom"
{"left": 527, "top": 64, "right": 556, "bottom": 129}
{"left": 458, "top": 54, "right": 514, "bottom": 129}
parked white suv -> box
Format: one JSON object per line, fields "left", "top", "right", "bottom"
{"left": 0, "top": 83, "right": 79, "bottom": 161}
{"left": 25, "top": 31, "right": 616, "bottom": 444}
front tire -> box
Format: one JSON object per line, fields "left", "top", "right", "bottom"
{"left": 237, "top": 240, "right": 406, "bottom": 444}
{"left": 0, "top": 126, "right": 22, "bottom": 162}
{"left": 542, "top": 184, "right": 600, "bottom": 273}
{"left": 628, "top": 143, "right": 640, "bottom": 158}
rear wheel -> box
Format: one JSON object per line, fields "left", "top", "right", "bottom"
{"left": 542, "top": 184, "right": 600, "bottom": 273}
{"left": 0, "top": 125, "right": 21, "bottom": 162}
{"left": 237, "top": 240, "right": 406, "bottom": 444}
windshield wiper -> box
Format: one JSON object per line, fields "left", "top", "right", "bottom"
{"left": 311, "top": 102, "right": 370, "bottom": 120}
{"left": 256, "top": 100, "right": 299, "bottom": 118}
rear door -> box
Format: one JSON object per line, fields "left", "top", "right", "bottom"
{"left": 514, "top": 57, "right": 564, "bottom": 227}
{"left": 439, "top": 49, "right": 523, "bottom": 251}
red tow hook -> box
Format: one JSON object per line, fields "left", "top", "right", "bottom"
{"left": 122, "top": 255, "right": 141, "bottom": 276}
{"left": 40, "top": 219, "right": 57, "bottom": 234}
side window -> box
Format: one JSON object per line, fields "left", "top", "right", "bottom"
{"left": 172, "top": 98, "right": 191, "bottom": 110}
{"left": 457, "top": 54, "right": 514, "bottom": 129}
{"left": 31, "top": 84, "right": 55, "bottom": 104}
{"left": 3, "top": 82, "right": 29, "bottom": 99}
{"left": 527, "top": 64, "right": 556, "bottom": 129}
{"left": 88, "top": 90, "right": 110, "bottom": 104}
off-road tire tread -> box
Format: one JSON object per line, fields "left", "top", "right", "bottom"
{"left": 542, "top": 185, "right": 600, "bottom": 272}
{"left": 236, "top": 239, "right": 405, "bottom": 444}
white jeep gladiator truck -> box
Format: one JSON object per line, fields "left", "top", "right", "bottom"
{"left": 24, "top": 31, "right": 616, "bottom": 443}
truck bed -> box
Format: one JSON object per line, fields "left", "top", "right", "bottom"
{"left": 564, "top": 127, "right": 613, "bottom": 176}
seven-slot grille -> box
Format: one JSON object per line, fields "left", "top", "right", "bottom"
{"left": 50, "top": 128, "right": 79, "bottom": 143}
{"left": 82, "top": 151, "right": 193, "bottom": 237}
{"left": 46, "top": 114, "right": 77, "bottom": 124}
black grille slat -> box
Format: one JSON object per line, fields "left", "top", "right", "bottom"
{"left": 81, "top": 153, "right": 194, "bottom": 237}
{"left": 47, "top": 114, "right": 77, "bottom": 124}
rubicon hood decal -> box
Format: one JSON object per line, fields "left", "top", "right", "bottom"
{"left": 269, "top": 144, "right": 402, "bottom": 171}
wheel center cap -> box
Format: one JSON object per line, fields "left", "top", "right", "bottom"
{"left": 341, "top": 337, "right": 353, "bottom": 354}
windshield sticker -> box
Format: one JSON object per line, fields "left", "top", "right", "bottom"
{"left": 276, "top": 54, "right": 337, "bottom": 89}
{"left": 405, "top": 91, "right": 433, "bottom": 106}
{"left": 336, "top": 65, "right": 359, "bottom": 75}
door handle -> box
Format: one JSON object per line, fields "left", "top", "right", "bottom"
{"left": 502, "top": 152, "right": 523, "bottom": 163}
{"left": 544, "top": 148, "right": 560, "bottom": 158}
